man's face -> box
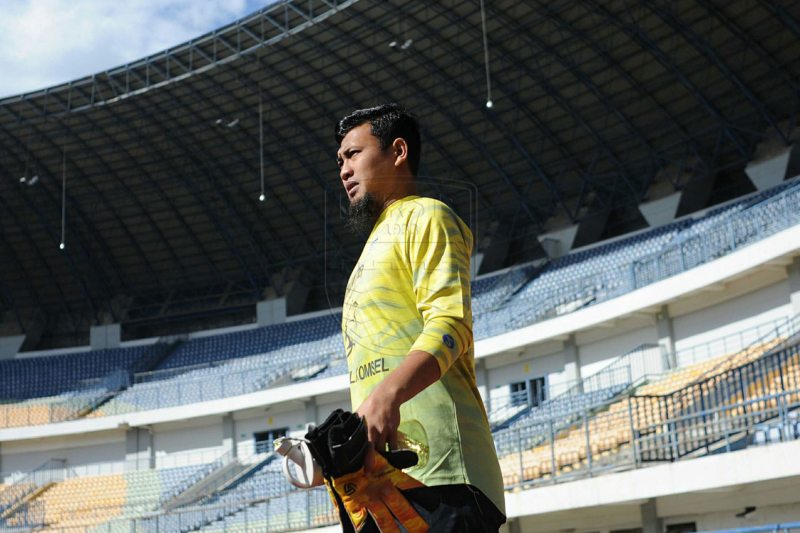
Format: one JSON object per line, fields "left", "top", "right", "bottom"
{"left": 337, "top": 123, "right": 396, "bottom": 204}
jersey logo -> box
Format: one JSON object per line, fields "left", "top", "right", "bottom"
{"left": 443, "top": 334, "right": 455, "bottom": 349}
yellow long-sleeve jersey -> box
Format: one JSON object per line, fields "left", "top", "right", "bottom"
{"left": 342, "top": 195, "right": 505, "bottom": 515}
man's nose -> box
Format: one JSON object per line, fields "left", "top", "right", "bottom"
{"left": 340, "top": 162, "right": 353, "bottom": 182}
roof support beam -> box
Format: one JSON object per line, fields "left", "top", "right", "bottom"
{"left": 240, "top": 50, "right": 464, "bottom": 224}
{"left": 0, "top": 0, "right": 364, "bottom": 123}
{"left": 318, "top": 13, "right": 548, "bottom": 230}
{"left": 525, "top": 0, "right": 707, "bottom": 192}
{"left": 144, "top": 73, "right": 330, "bottom": 292}
{"left": 588, "top": 2, "right": 750, "bottom": 158}
{"left": 640, "top": 0, "right": 790, "bottom": 145}
{"left": 388, "top": 1, "right": 623, "bottom": 221}
{"left": 100, "top": 95, "right": 263, "bottom": 298}
{"left": 0, "top": 114, "right": 136, "bottom": 299}
{"left": 278, "top": 35, "right": 505, "bottom": 228}
{"left": 0, "top": 180, "right": 78, "bottom": 330}
{"left": 0, "top": 128, "right": 112, "bottom": 323}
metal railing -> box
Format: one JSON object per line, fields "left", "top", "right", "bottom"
{"left": 488, "top": 344, "right": 664, "bottom": 428}
{"left": 159, "top": 449, "right": 238, "bottom": 509}
{"left": 485, "top": 182, "right": 800, "bottom": 337}
{"left": 2, "top": 186, "right": 797, "bottom": 430}
{"left": 19, "top": 485, "right": 337, "bottom": 533}
{"left": 15, "top": 384, "right": 800, "bottom": 532}
{"left": 0, "top": 500, "right": 45, "bottom": 531}
{"left": 0, "top": 459, "right": 66, "bottom": 518}
{"left": 673, "top": 316, "right": 793, "bottom": 368}
{"left": 0, "top": 340, "right": 171, "bottom": 430}
{"left": 98, "top": 351, "right": 334, "bottom": 416}
{"left": 494, "top": 331, "right": 800, "bottom": 488}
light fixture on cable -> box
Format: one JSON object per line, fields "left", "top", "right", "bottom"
{"left": 479, "top": 0, "right": 493, "bottom": 110}
{"left": 60, "top": 133, "right": 67, "bottom": 251}
{"left": 258, "top": 89, "right": 266, "bottom": 202}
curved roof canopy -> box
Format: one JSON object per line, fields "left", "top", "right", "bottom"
{"left": 0, "top": 0, "right": 798, "bottom": 338}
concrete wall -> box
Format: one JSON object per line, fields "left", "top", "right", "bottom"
{"left": 673, "top": 279, "right": 792, "bottom": 352}
{"left": 485, "top": 278, "right": 791, "bottom": 400}
{"left": 0, "top": 432, "right": 125, "bottom": 478}
{"left": 488, "top": 350, "right": 563, "bottom": 405}
{"left": 153, "top": 422, "right": 222, "bottom": 458}
{"left": 578, "top": 325, "right": 659, "bottom": 377}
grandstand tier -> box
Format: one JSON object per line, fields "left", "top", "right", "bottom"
{"left": 1, "top": 0, "right": 799, "bottom": 532}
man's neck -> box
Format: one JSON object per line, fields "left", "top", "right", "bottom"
{"left": 380, "top": 185, "right": 419, "bottom": 213}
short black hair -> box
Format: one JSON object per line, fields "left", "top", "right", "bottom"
{"left": 335, "top": 103, "right": 421, "bottom": 177}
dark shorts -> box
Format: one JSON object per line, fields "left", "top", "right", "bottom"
{"left": 358, "top": 484, "right": 506, "bottom": 533}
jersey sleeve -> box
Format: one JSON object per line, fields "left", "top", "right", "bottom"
{"left": 406, "top": 202, "right": 474, "bottom": 376}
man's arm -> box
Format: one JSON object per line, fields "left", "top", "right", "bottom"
{"left": 355, "top": 349, "right": 440, "bottom": 471}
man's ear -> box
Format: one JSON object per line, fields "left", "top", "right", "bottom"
{"left": 392, "top": 138, "right": 409, "bottom": 169}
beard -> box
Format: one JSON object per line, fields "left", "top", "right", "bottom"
{"left": 346, "top": 191, "right": 381, "bottom": 236}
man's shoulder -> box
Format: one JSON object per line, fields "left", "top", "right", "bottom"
{"left": 401, "top": 197, "right": 463, "bottom": 226}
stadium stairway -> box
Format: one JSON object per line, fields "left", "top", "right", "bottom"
{"left": 0, "top": 459, "right": 66, "bottom": 524}
{"left": 162, "top": 452, "right": 251, "bottom": 511}
{"left": 139, "top": 454, "right": 280, "bottom": 533}
{"left": 490, "top": 343, "right": 665, "bottom": 431}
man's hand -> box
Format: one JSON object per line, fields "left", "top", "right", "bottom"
{"left": 354, "top": 350, "right": 441, "bottom": 474}
{"left": 355, "top": 387, "right": 401, "bottom": 474}
{"left": 356, "top": 387, "right": 401, "bottom": 453}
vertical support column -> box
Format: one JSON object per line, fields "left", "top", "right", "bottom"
{"left": 125, "top": 427, "right": 154, "bottom": 471}
{"left": 474, "top": 358, "right": 490, "bottom": 413}
{"left": 144, "top": 427, "right": 154, "bottom": 469}
{"left": 788, "top": 257, "right": 800, "bottom": 317}
{"left": 0, "top": 335, "right": 24, "bottom": 360}
{"left": 257, "top": 298, "right": 287, "bottom": 327}
{"left": 562, "top": 335, "right": 582, "bottom": 392}
{"left": 125, "top": 427, "right": 138, "bottom": 472}
{"left": 222, "top": 413, "right": 237, "bottom": 458}
{"left": 640, "top": 498, "right": 663, "bottom": 533}
{"left": 656, "top": 305, "right": 676, "bottom": 370}
{"left": 90, "top": 324, "right": 121, "bottom": 350}
{"left": 503, "top": 517, "right": 522, "bottom": 533}
{"left": 304, "top": 397, "right": 318, "bottom": 429}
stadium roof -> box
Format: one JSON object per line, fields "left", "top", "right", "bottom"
{"left": 0, "top": 0, "right": 798, "bottom": 342}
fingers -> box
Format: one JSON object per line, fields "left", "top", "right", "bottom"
{"left": 368, "top": 422, "right": 387, "bottom": 453}
{"left": 387, "top": 428, "right": 398, "bottom": 451}
{"left": 363, "top": 445, "right": 376, "bottom": 475}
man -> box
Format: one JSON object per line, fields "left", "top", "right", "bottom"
{"left": 336, "top": 103, "right": 506, "bottom": 532}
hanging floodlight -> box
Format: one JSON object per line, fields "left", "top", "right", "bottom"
{"left": 479, "top": 0, "right": 493, "bottom": 110}
{"left": 259, "top": 90, "right": 266, "bottom": 203}
{"left": 61, "top": 135, "right": 67, "bottom": 251}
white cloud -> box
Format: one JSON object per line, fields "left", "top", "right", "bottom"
{"left": 0, "top": 0, "right": 267, "bottom": 98}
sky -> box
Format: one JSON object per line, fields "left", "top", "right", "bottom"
{"left": 0, "top": 0, "right": 270, "bottom": 98}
